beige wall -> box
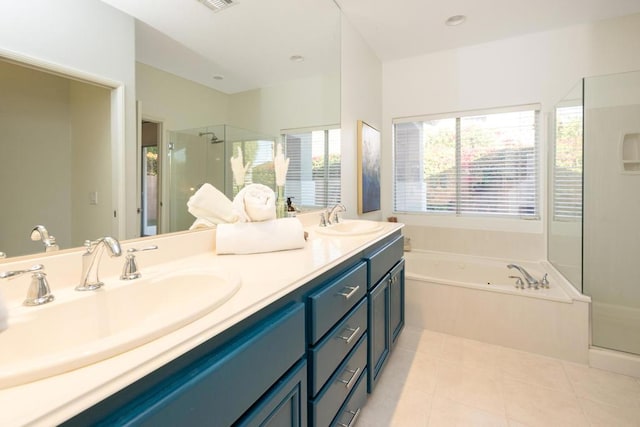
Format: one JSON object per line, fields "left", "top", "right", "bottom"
{"left": 70, "top": 81, "right": 113, "bottom": 246}
{"left": 0, "top": 61, "right": 111, "bottom": 256}
{"left": 0, "top": 61, "right": 72, "bottom": 256}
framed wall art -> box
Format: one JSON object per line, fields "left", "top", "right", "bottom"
{"left": 357, "top": 120, "right": 381, "bottom": 214}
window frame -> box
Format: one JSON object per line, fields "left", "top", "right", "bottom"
{"left": 392, "top": 104, "right": 544, "bottom": 233}
{"left": 281, "top": 125, "right": 341, "bottom": 210}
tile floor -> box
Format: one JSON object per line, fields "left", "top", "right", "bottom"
{"left": 358, "top": 326, "right": 640, "bottom": 426}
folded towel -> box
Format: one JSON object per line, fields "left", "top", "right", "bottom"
{"left": 189, "top": 217, "right": 217, "bottom": 230}
{"left": 216, "top": 218, "right": 305, "bottom": 254}
{"left": 232, "top": 183, "right": 276, "bottom": 223}
{"left": 187, "top": 183, "right": 238, "bottom": 225}
{"left": 0, "top": 290, "right": 8, "bottom": 332}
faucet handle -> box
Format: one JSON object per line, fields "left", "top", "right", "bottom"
{"left": 319, "top": 212, "right": 328, "bottom": 227}
{"left": 120, "top": 245, "right": 158, "bottom": 280}
{"left": 0, "top": 264, "right": 54, "bottom": 306}
{"left": 540, "top": 273, "right": 550, "bottom": 288}
{"left": 509, "top": 275, "right": 524, "bottom": 289}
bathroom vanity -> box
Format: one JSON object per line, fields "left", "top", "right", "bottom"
{"left": 0, "top": 219, "right": 404, "bottom": 426}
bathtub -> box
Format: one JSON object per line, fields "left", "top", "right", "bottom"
{"left": 404, "top": 250, "right": 590, "bottom": 363}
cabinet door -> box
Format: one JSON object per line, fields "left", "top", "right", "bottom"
{"left": 389, "top": 259, "right": 405, "bottom": 348}
{"left": 236, "top": 359, "right": 307, "bottom": 427}
{"left": 367, "top": 276, "right": 390, "bottom": 392}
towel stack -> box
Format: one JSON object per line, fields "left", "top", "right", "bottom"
{"left": 187, "top": 182, "right": 306, "bottom": 255}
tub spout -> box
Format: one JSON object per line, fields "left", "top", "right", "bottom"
{"left": 507, "top": 264, "right": 538, "bottom": 288}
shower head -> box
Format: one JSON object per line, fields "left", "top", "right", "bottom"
{"left": 198, "top": 131, "right": 224, "bottom": 144}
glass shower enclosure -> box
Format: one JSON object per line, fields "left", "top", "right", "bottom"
{"left": 549, "top": 70, "right": 640, "bottom": 356}
{"left": 167, "top": 124, "right": 276, "bottom": 232}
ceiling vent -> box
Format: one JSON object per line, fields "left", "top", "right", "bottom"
{"left": 198, "top": 0, "right": 237, "bottom": 13}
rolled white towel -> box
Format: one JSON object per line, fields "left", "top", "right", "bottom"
{"left": 189, "top": 217, "right": 217, "bottom": 230}
{"left": 0, "top": 290, "right": 8, "bottom": 332}
{"left": 232, "top": 183, "right": 276, "bottom": 223}
{"left": 187, "top": 183, "right": 238, "bottom": 225}
{"left": 216, "top": 218, "right": 305, "bottom": 255}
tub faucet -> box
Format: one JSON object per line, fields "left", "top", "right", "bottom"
{"left": 76, "top": 237, "right": 122, "bottom": 291}
{"left": 507, "top": 264, "right": 538, "bottom": 288}
{"left": 31, "top": 225, "right": 59, "bottom": 252}
{"left": 327, "top": 203, "right": 346, "bottom": 225}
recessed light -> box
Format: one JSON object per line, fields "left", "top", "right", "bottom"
{"left": 289, "top": 55, "right": 305, "bottom": 63}
{"left": 445, "top": 15, "right": 466, "bottom": 26}
{"left": 213, "top": 75, "right": 224, "bottom": 80}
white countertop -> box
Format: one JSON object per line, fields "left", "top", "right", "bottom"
{"left": 0, "top": 217, "right": 403, "bottom": 426}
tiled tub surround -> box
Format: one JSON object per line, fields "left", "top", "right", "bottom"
{"left": 0, "top": 216, "right": 403, "bottom": 426}
{"left": 404, "top": 250, "right": 590, "bottom": 363}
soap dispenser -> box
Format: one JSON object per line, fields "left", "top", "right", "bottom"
{"left": 286, "top": 197, "right": 296, "bottom": 218}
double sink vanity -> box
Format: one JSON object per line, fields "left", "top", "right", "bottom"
{"left": 0, "top": 214, "right": 404, "bottom": 426}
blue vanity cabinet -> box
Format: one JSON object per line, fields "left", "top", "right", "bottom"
{"left": 389, "top": 259, "right": 405, "bottom": 348}
{"left": 367, "top": 273, "right": 390, "bottom": 392}
{"left": 236, "top": 358, "right": 307, "bottom": 427}
{"left": 64, "top": 303, "right": 306, "bottom": 427}
{"left": 306, "top": 261, "right": 369, "bottom": 426}
{"left": 365, "top": 235, "right": 404, "bottom": 392}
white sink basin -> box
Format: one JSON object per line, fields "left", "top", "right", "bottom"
{"left": 0, "top": 267, "right": 241, "bottom": 389}
{"left": 315, "top": 219, "right": 384, "bottom": 236}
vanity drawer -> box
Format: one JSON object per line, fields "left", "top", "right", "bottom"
{"left": 308, "top": 261, "right": 367, "bottom": 344}
{"left": 310, "top": 334, "right": 367, "bottom": 427}
{"left": 367, "top": 235, "right": 404, "bottom": 289}
{"left": 309, "top": 298, "right": 367, "bottom": 396}
{"left": 330, "top": 364, "right": 368, "bottom": 427}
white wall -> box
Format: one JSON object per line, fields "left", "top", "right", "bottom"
{"left": 341, "top": 16, "right": 383, "bottom": 220}
{"left": 383, "top": 13, "right": 640, "bottom": 260}
{"left": 0, "top": 0, "right": 137, "bottom": 238}
{"left": 229, "top": 73, "right": 340, "bottom": 139}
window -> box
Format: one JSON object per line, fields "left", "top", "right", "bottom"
{"left": 394, "top": 106, "right": 540, "bottom": 219}
{"left": 283, "top": 127, "right": 341, "bottom": 209}
{"left": 553, "top": 104, "right": 583, "bottom": 221}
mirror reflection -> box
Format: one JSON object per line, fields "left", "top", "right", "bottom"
{"left": 0, "top": 0, "right": 341, "bottom": 258}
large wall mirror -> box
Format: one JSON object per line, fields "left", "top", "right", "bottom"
{"left": 0, "top": 0, "right": 341, "bottom": 258}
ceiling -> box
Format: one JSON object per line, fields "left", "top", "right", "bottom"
{"left": 100, "top": 0, "right": 640, "bottom": 93}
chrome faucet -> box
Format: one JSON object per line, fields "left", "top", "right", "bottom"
{"left": 507, "top": 264, "right": 539, "bottom": 288}
{"left": 31, "top": 225, "right": 59, "bottom": 252}
{"left": 326, "top": 203, "right": 346, "bottom": 225}
{"left": 120, "top": 245, "right": 159, "bottom": 280}
{"left": 76, "top": 237, "right": 122, "bottom": 291}
{"left": 0, "top": 264, "right": 54, "bottom": 306}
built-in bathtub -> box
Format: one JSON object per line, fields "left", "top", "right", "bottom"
{"left": 404, "top": 250, "right": 591, "bottom": 363}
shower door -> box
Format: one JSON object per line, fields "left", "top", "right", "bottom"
{"left": 583, "top": 70, "right": 640, "bottom": 355}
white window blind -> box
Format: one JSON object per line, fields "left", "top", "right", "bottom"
{"left": 394, "top": 107, "right": 539, "bottom": 219}
{"left": 283, "top": 127, "right": 341, "bottom": 208}
{"left": 553, "top": 105, "right": 583, "bottom": 221}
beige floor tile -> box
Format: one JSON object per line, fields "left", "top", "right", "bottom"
{"left": 396, "top": 326, "right": 446, "bottom": 357}
{"left": 376, "top": 348, "right": 440, "bottom": 397}
{"left": 359, "top": 384, "right": 431, "bottom": 427}
{"left": 563, "top": 362, "right": 640, "bottom": 409}
{"left": 503, "top": 377, "right": 588, "bottom": 427}
{"left": 579, "top": 397, "right": 640, "bottom": 427}
{"left": 433, "top": 335, "right": 503, "bottom": 376}
{"left": 499, "top": 347, "right": 573, "bottom": 392}
{"left": 433, "top": 359, "right": 506, "bottom": 416}
{"left": 427, "top": 396, "right": 509, "bottom": 427}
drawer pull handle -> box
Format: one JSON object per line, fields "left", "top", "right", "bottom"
{"left": 337, "top": 408, "right": 361, "bottom": 427}
{"left": 337, "top": 285, "right": 360, "bottom": 299}
{"left": 339, "top": 326, "right": 361, "bottom": 344}
{"left": 338, "top": 367, "right": 361, "bottom": 389}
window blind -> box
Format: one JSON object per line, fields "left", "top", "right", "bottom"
{"left": 553, "top": 105, "right": 583, "bottom": 221}
{"left": 394, "top": 107, "right": 539, "bottom": 219}
{"left": 284, "top": 127, "right": 341, "bottom": 208}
